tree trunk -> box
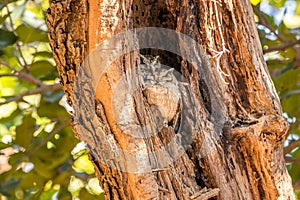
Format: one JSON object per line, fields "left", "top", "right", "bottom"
{"left": 46, "top": 0, "right": 295, "bottom": 199}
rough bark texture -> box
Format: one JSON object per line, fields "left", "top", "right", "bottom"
{"left": 46, "top": 0, "right": 295, "bottom": 199}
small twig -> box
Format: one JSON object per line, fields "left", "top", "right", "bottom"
{"left": 0, "top": 73, "right": 15, "bottom": 77}
{"left": 0, "top": 72, "right": 44, "bottom": 86}
{"left": 284, "top": 139, "right": 300, "bottom": 155}
{"left": 14, "top": 44, "right": 30, "bottom": 72}
{"left": 17, "top": 71, "right": 44, "bottom": 86}
{"left": 253, "top": 5, "right": 300, "bottom": 72}
{"left": 263, "top": 39, "right": 300, "bottom": 53}
{"left": 26, "top": 120, "right": 70, "bottom": 157}
{"left": 31, "top": 47, "right": 38, "bottom": 64}
{"left": 4, "top": 0, "right": 30, "bottom": 72}
{"left": 285, "top": 156, "right": 300, "bottom": 164}
{"left": 252, "top": 6, "right": 286, "bottom": 42}
{"left": 0, "top": 61, "right": 18, "bottom": 71}
{"left": 0, "top": 62, "right": 44, "bottom": 86}
{"left": 0, "top": 83, "right": 61, "bottom": 106}
{"left": 3, "top": 0, "right": 15, "bottom": 32}
{"left": 282, "top": 89, "right": 300, "bottom": 98}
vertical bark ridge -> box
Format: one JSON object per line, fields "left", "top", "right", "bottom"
{"left": 46, "top": 0, "right": 295, "bottom": 199}
{"left": 46, "top": 0, "right": 87, "bottom": 105}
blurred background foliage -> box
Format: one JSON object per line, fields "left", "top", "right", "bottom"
{"left": 0, "top": 0, "right": 299, "bottom": 199}
{"left": 0, "top": 0, "right": 104, "bottom": 199}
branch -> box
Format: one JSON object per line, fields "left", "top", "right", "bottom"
{"left": 0, "top": 83, "right": 61, "bottom": 106}
{"left": 0, "top": 72, "right": 44, "bottom": 86}
{"left": 284, "top": 139, "right": 300, "bottom": 155}
{"left": 17, "top": 71, "right": 44, "bottom": 86}
{"left": 263, "top": 39, "right": 300, "bottom": 53}
{"left": 285, "top": 157, "right": 300, "bottom": 164}
{"left": 14, "top": 44, "right": 30, "bottom": 72}
{"left": 252, "top": 6, "right": 285, "bottom": 42}
{"left": 283, "top": 89, "right": 300, "bottom": 98}
{"left": 0, "top": 62, "right": 45, "bottom": 86}
{"left": 0, "top": 73, "right": 15, "bottom": 77}
{"left": 0, "top": 61, "right": 18, "bottom": 71}
{"left": 26, "top": 119, "right": 70, "bottom": 157}
{"left": 293, "top": 180, "right": 300, "bottom": 190}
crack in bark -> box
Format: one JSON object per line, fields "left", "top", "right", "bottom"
{"left": 46, "top": 0, "right": 295, "bottom": 199}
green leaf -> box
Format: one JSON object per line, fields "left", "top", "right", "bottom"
{"left": 53, "top": 172, "right": 72, "bottom": 185}
{"left": 282, "top": 95, "right": 300, "bottom": 114}
{"left": 19, "top": 170, "right": 44, "bottom": 189}
{"left": 0, "top": 107, "right": 21, "bottom": 127}
{"left": 14, "top": 115, "right": 35, "bottom": 148}
{"left": 86, "top": 178, "right": 104, "bottom": 195}
{"left": 0, "top": 14, "right": 9, "bottom": 24}
{"left": 279, "top": 61, "right": 295, "bottom": 75}
{"left": 38, "top": 100, "right": 69, "bottom": 118}
{"left": 269, "top": 0, "right": 286, "bottom": 8}
{"left": 30, "top": 150, "right": 56, "bottom": 179}
{"left": 57, "top": 185, "right": 72, "bottom": 200}
{"left": 275, "top": 68, "right": 300, "bottom": 93}
{"left": 296, "top": 1, "right": 300, "bottom": 15}
{"left": 288, "top": 161, "right": 300, "bottom": 181}
{"left": 0, "top": 142, "right": 10, "bottom": 150}
{"left": 40, "top": 188, "right": 58, "bottom": 200}
{"left": 250, "top": 0, "right": 260, "bottom": 6}
{"left": 73, "top": 154, "right": 94, "bottom": 174}
{"left": 8, "top": 152, "right": 23, "bottom": 167}
{"left": 79, "top": 188, "right": 100, "bottom": 200}
{"left": 267, "top": 59, "right": 288, "bottom": 71}
{"left": 0, "top": 29, "right": 17, "bottom": 48}
{"left": 29, "top": 126, "right": 75, "bottom": 178}
{"left": 30, "top": 60, "right": 55, "bottom": 78}
{"left": 261, "top": 12, "right": 277, "bottom": 30}
{"left": 280, "top": 49, "right": 296, "bottom": 62}
{"left": 15, "top": 24, "right": 48, "bottom": 44}
{"left": 32, "top": 51, "right": 53, "bottom": 58}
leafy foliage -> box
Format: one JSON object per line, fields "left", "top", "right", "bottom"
{"left": 0, "top": 0, "right": 299, "bottom": 199}
{"left": 0, "top": 0, "right": 103, "bottom": 199}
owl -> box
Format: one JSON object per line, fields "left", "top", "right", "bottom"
{"left": 139, "top": 55, "right": 184, "bottom": 128}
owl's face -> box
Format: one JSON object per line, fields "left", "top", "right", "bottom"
{"left": 139, "top": 55, "right": 177, "bottom": 88}
{"left": 140, "top": 55, "right": 159, "bottom": 68}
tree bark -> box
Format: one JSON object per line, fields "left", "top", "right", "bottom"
{"left": 46, "top": 0, "right": 295, "bottom": 199}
